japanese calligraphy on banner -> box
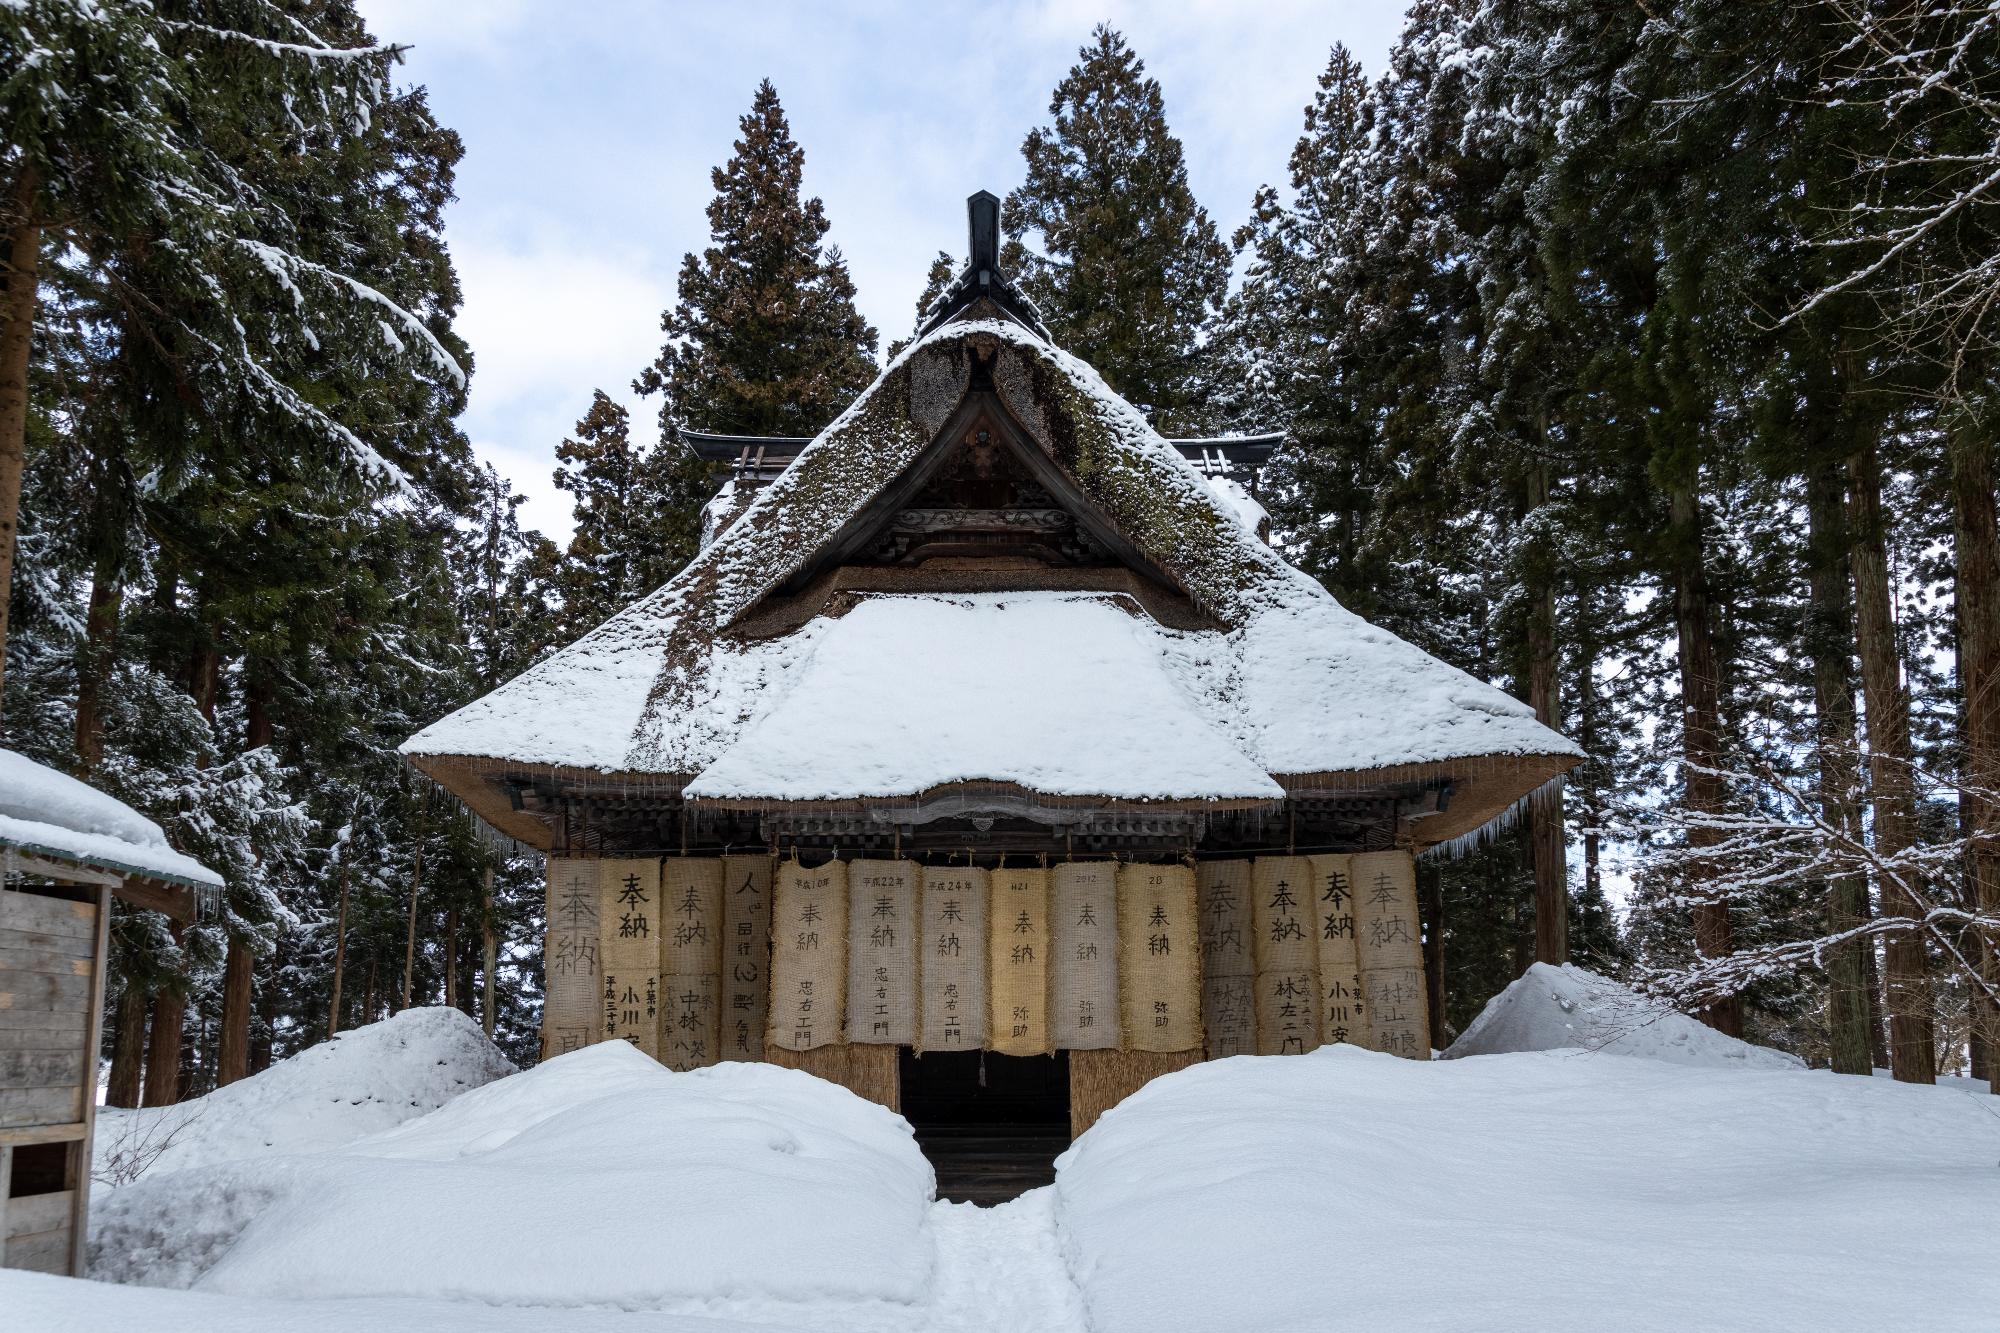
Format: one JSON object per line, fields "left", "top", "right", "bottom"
{"left": 989, "top": 866, "right": 1052, "bottom": 1056}
{"left": 1051, "top": 862, "right": 1120, "bottom": 1050}
{"left": 1310, "top": 854, "right": 1362, "bottom": 1046}
{"left": 1352, "top": 850, "right": 1430, "bottom": 1059}
{"left": 598, "top": 858, "right": 662, "bottom": 1060}
{"left": 720, "top": 855, "right": 772, "bottom": 1061}
{"left": 1197, "top": 860, "right": 1254, "bottom": 1059}
{"left": 767, "top": 859, "right": 848, "bottom": 1052}
{"left": 918, "top": 866, "right": 988, "bottom": 1051}
{"left": 1251, "top": 856, "right": 1319, "bottom": 1055}
{"left": 660, "top": 859, "right": 722, "bottom": 1070}
{"left": 542, "top": 859, "right": 601, "bottom": 1059}
{"left": 1117, "top": 863, "right": 1201, "bottom": 1052}
{"left": 846, "top": 860, "right": 917, "bottom": 1045}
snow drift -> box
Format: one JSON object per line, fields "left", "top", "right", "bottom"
{"left": 1053, "top": 1044, "right": 1999, "bottom": 1333}
{"left": 95, "top": 1039, "right": 935, "bottom": 1312}
{"left": 1442, "top": 962, "right": 1804, "bottom": 1070}
{"left": 95, "top": 1007, "right": 516, "bottom": 1184}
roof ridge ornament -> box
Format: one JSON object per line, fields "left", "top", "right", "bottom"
{"left": 916, "top": 190, "right": 1051, "bottom": 340}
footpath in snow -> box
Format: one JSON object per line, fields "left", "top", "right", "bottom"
{"left": 11, "top": 970, "right": 1997, "bottom": 1331}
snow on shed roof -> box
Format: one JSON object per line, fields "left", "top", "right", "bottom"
{"left": 0, "top": 748, "right": 223, "bottom": 892}
{"left": 401, "top": 318, "right": 1578, "bottom": 809}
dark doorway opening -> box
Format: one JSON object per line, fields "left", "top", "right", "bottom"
{"left": 899, "top": 1048, "right": 1070, "bottom": 1206}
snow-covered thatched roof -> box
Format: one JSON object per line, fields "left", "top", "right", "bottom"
{"left": 402, "top": 317, "right": 1578, "bottom": 842}
{"left": 0, "top": 749, "right": 223, "bottom": 895}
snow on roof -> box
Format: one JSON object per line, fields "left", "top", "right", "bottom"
{"left": 688, "top": 594, "right": 1283, "bottom": 803}
{"left": 0, "top": 748, "right": 223, "bottom": 890}
{"left": 401, "top": 318, "right": 1578, "bottom": 800}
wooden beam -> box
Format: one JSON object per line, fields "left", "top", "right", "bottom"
{"left": 2, "top": 854, "right": 118, "bottom": 888}
{"left": 0, "top": 1122, "right": 87, "bottom": 1147}
{"left": 110, "top": 877, "right": 196, "bottom": 923}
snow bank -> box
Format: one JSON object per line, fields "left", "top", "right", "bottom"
{"left": 95, "top": 1007, "right": 515, "bottom": 1184}
{"left": 0, "top": 746, "right": 221, "bottom": 888}
{"left": 98, "top": 1041, "right": 935, "bottom": 1314}
{"left": 1055, "top": 1045, "right": 2000, "bottom": 1333}
{"left": 1443, "top": 962, "right": 1804, "bottom": 1070}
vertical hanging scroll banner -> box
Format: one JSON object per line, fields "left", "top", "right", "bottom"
{"left": 1117, "top": 863, "right": 1201, "bottom": 1053}
{"left": 846, "top": 860, "right": 917, "bottom": 1045}
{"left": 1051, "top": 862, "right": 1120, "bottom": 1050}
{"left": 1352, "top": 850, "right": 1430, "bottom": 1059}
{"left": 720, "top": 855, "right": 772, "bottom": 1061}
{"left": 1197, "top": 860, "right": 1255, "bottom": 1059}
{"left": 542, "top": 859, "right": 601, "bottom": 1058}
{"left": 918, "top": 866, "right": 989, "bottom": 1052}
{"left": 990, "top": 866, "right": 1052, "bottom": 1055}
{"left": 767, "top": 859, "right": 849, "bottom": 1052}
{"left": 1252, "top": 856, "right": 1321, "bottom": 1055}
{"left": 660, "top": 859, "right": 723, "bottom": 1070}
{"left": 598, "top": 858, "right": 662, "bottom": 1060}
{"left": 1310, "top": 854, "right": 1363, "bottom": 1046}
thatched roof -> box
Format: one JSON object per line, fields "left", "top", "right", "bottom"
{"left": 401, "top": 317, "right": 1579, "bottom": 843}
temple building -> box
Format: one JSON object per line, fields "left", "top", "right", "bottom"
{"left": 401, "top": 193, "right": 1579, "bottom": 1190}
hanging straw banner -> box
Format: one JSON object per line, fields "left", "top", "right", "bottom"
{"left": 720, "top": 855, "right": 772, "bottom": 1061}
{"left": 767, "top": 859, "right": 849, "bottom": 1052}
{"left": 598, "top": 858, "right": 662, "bottom": 1060}
{"left": 989, "top": 866, "right": 1052, "bottom": 1055}
{"left": 1252, "top": 856, "right": 1320, "bottom": 1055}
{"left": 543, "top": 859, "right": 601, "bottom": 1058}
{"left": 1352, "top": 850, "right": 1430, "bottom": 1059}
{"left": 1050, "top": 861, "right": 1120, "bottom": 1050}
{"left": 1117, "top": 863, "right": 1201, "bottom": 1053}
{"left": 1310, "top": 854, "right": 1362, "bottom": 1046}
{"left": 660, "top": 859, "right": 723, "bottom": 1070}
{"left": 1198, "top": 860, "right": 1254, "bottom": 1059}
{"left": 918, "top": 866, "right": 988, "bottom": 1051}
{"left": 846, "top": 860, "right": 918, "bottom": 1045}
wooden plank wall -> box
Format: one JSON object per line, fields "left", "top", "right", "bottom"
{"left": 1, "top": 883, "right": 109, "bottom": 1278}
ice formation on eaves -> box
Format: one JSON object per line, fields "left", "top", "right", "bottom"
{"left": 399, "top": 318, "right": 1580, "bottom": 793}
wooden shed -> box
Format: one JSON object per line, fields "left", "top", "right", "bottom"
{"left": 402, "top": 193, "right": 1580, "bottom": 1194}
{"left": 0, "top": 750, "right": 220, "bottom": 1276}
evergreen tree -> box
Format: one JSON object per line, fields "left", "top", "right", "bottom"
{"left": 1003, "top": 26, "right": 1229, "bottom": 430}
{"left": 887, "top": 250, "right": 956, "bottom": 359}
{"left": 638, "top": 80, "right": 879, "bottom": 439}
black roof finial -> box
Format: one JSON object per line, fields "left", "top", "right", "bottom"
{"left": 967, "top": 190, "right": 1000, "bottom": 287}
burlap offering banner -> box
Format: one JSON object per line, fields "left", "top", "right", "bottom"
{"left": 1117, "top": 863, "right": 1201, "bottom": 1052}
{"left": 543, "top": 859, "right": 601, "bottom": 1058}
{"left": 720, "top": 855, "right": 772, "bottom": 1061}
{"left": 660, "top": 859, "right": 723, "bottom": 1070}
{"left": 989, "top": 866, "right": 1052, "bottom": 1055}
{"left": 1310, "top": 854, "right": 1363, "bottom": 1046}
{"left": 846, "top": 860, "right": 918, "bottom": 1045}
{"left": 1352, "top": 850, "right": 1430, "bottom": 1059}
{"left": 1251, "top": 856, "right": 1320, "bottom": 1055}
{"left": 918, "top": 866, "right": 989, "bottom": 1051}
{"left": 1197, "top": 860, "right": 1254, "bottom": 1059}
{"left": 598, "top": 858, "right": 662, "bottom": 1060}
{"left": 1051, "top": 862, "right": 1120, "bottom": 1050}
{"left": 767, "top": 859, "right": 849, "bottom": 1052}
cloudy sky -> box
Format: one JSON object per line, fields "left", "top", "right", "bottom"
{"left": 351, "top": 1, "right": 1409, "bottom": 542}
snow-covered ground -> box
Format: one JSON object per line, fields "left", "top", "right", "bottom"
{"left": 13, "top": 979, "right": 1994, "bottom": 1331}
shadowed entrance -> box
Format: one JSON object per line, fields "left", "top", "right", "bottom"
{"left": 900, "top": 1048, "right": 1070, "bottom": 1206}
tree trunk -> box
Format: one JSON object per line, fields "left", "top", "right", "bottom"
{"left": 0, "top": 166, "right": 43, "bottom": 713}
{"left": 363, "top": 955, "right": 377, "bottom": 1028}
{"left": 1848, "top": 440, "right": 1936, "bottom": 1083}
{"left": 327, "top": 863, "right": 351, "bottom": 1040}
{"left": 72, "top": 558, "right": 121, "bottom": 774}
{"left": 1806, "top": 463, "right": 1874, "bottom": 1075}
{"left": 1525, "top": 467, "right": 1568, "bottom": 965}
{"left": 481, "top": 866, "right": 497, "bottom": 1040}
{"left": 401, "top": 844, "right": 424, "bottom": 1010}
{"left": 443, "top": 909, "right": 460, "bottom": 1011}
{"left": 1950, "top": 423, "right": 2000, "bottom": 1090}
{"left": 1668, "top": 478, "right": 1740, "bottom": 1036}
{"left": 142, "top": 992, "right": 184, "bottom": 1107}
{"left": 216, "top": 940, "right": 253, "bottom": 1086}
{"left": 1419, "top": 858, "right": 1449, "bottom": 1050}
{"left": 106, "top": 985, "right": 148, "bottom": 1109}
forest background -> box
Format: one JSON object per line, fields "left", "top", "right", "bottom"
{"left": 2, "top": 0, "right": 1994, "bottom": 1104}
